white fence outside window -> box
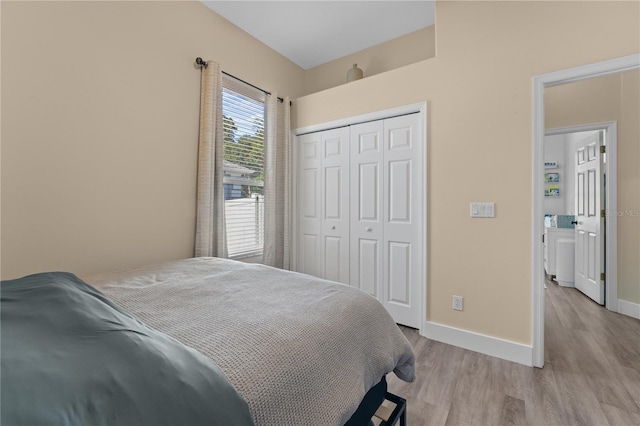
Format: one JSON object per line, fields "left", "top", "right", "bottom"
{"left": 225, "top": 195, "right": 264, "bottom": 259}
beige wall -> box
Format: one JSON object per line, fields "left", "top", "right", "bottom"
{"left": 545, "top": 74, "right": 621, "bottom": 128}
{"left": 0, "top": 1, "right": 305, "bottom": 279}
{"left": 545, "top": 70, "right": 640, "bottom": 306}
{"left": 294, "top": 1, "right": 639, "bottom": 344}
{"left": 619, "top": 70, "right": 640, "bottom": 304}
{"left": 304, "top": 26, "right": 436, "bottom": 95}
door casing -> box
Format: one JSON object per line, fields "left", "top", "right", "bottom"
{"left": 532, "top": 54, "right": 639, "bottom": 368}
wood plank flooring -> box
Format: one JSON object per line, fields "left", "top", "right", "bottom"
{"left": 386, "top": 278, "right": 640, "bottom": 425}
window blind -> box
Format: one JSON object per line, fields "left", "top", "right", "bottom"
{"left": 222, "top": 81, "right": 266, "bottom": 259}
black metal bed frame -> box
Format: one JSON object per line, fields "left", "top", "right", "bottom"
{"left": 377, "top": 392, "right": 407, "bottom": 426}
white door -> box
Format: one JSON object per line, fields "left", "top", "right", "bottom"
{"left": 574, "top": 131, "right": 604, "bottom": 304}
{"left": 298, "top": 113, "right": 424, "bottom": 328}
{"left": 350, "top": 120, "right": 384, "bottom": 298}
{"left": 382, "top": 114, "right": 422, "bottom": 328}
{"left": 321, "top": 127, "right": 350, "bottom": 284}
{"left": 297, "top": 132, "right": 323, "bottom": 278}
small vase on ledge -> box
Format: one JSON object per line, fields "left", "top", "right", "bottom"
{"left": 347, "top": 63, "right": 363, "bottom": 82}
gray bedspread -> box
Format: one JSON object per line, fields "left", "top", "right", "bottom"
{"left": 1, "top": 271, "right": 254, "bottom": 426}
{"left": 86, "top": 257, "right": 415, "bottom": 425}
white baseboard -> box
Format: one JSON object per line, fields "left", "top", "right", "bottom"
{"left": 421, "top": 321, "right": 533, "bottom": 366}
{"left": 617, "top": 299, "right": 640, "bottom": 320}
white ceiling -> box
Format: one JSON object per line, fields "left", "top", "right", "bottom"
{"left": 201, "top": 1, "right": 435, "bottom": 70}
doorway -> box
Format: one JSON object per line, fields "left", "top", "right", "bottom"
{"left": 544, "top": 123, "right": 616, "bottom": 307}
{"left": 531, "top": 54, "right": 640, "bottom": 368}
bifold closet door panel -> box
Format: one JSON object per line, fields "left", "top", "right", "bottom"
{"left": 349, "top": 121, "right": 384, "bottom": 298}
{"left": 297, "top": 132, "right": 323, "bottom": 278}
{"left": 296, "top": 111, "right": 423, "bottom": 329}
{"left": 382, "top": 113, "right": 422, "bottom": 329}
{"left": 321, "top": 127, "right": 351, "bottom": 284}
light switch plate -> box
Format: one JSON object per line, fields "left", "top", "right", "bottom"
{"left": 470, "top": 202, "right": 495, "bottom": 218}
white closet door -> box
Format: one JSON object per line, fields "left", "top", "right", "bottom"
{"left": 297, "top": 112, "right": 423, "bottom": 329}
{"left": 321, "top": 127, "right": 351, "bottom": 284}
{"left": 383, "top": 114, "right": 422, "bottom": 329}
{"left": 350, "top": 121, "right": 384, "bottom": 298}
{"left": 297, "top": 132, "right": 323, "bottom": 278}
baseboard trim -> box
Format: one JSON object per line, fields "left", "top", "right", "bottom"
{"left": 421, "top": 321, "right": 533, "bottom": 366}
{"left": 617, "top": 299, "right": 640, "bottom": 320}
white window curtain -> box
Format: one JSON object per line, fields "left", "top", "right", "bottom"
{"left": 195, "top": 60, "right": 227, "bottom": 258}
{"left": 263, "top": 94, "right": 291, "bottom": 269}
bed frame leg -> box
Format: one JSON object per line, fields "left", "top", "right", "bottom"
{"left": 374, "top": 392, "right": 406, "bottom": 426}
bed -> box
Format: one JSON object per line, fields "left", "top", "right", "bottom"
{"left": 1, "top": 257, "right": 415, "bottom": 425}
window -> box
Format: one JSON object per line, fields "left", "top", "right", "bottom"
{"left": 222, "top": 77, "right": 266, "bottom": 259}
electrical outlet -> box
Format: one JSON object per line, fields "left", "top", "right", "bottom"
{"left": 452, "top": 295, "right": 464, "bottom": 311}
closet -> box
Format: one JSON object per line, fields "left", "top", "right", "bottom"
{"left": 296, "top": 113, "right": 423, "bottom": 328}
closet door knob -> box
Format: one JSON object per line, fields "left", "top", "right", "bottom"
{"left": 331, "top": 226, "right": 336, "bottom": 230}
{"left": 365, "top": 227, "right": 372, "bottom": 232}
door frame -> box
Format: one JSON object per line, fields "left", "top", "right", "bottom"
{"left": 545, "top": 122, "right": 617, "bottom": 306}
{"left": 292, "top": 102, "right": 428, "bottom": 334}
{"left": 531, "top": 54, "right": 639, "bottom": 368}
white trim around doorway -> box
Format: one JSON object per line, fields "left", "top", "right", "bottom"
{"left": 531, "top": 54, "right": 640, "bottom": 368}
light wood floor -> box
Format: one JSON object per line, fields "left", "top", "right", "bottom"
{"left": 386, "top": 278, "right": 640, "bottom": 425}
